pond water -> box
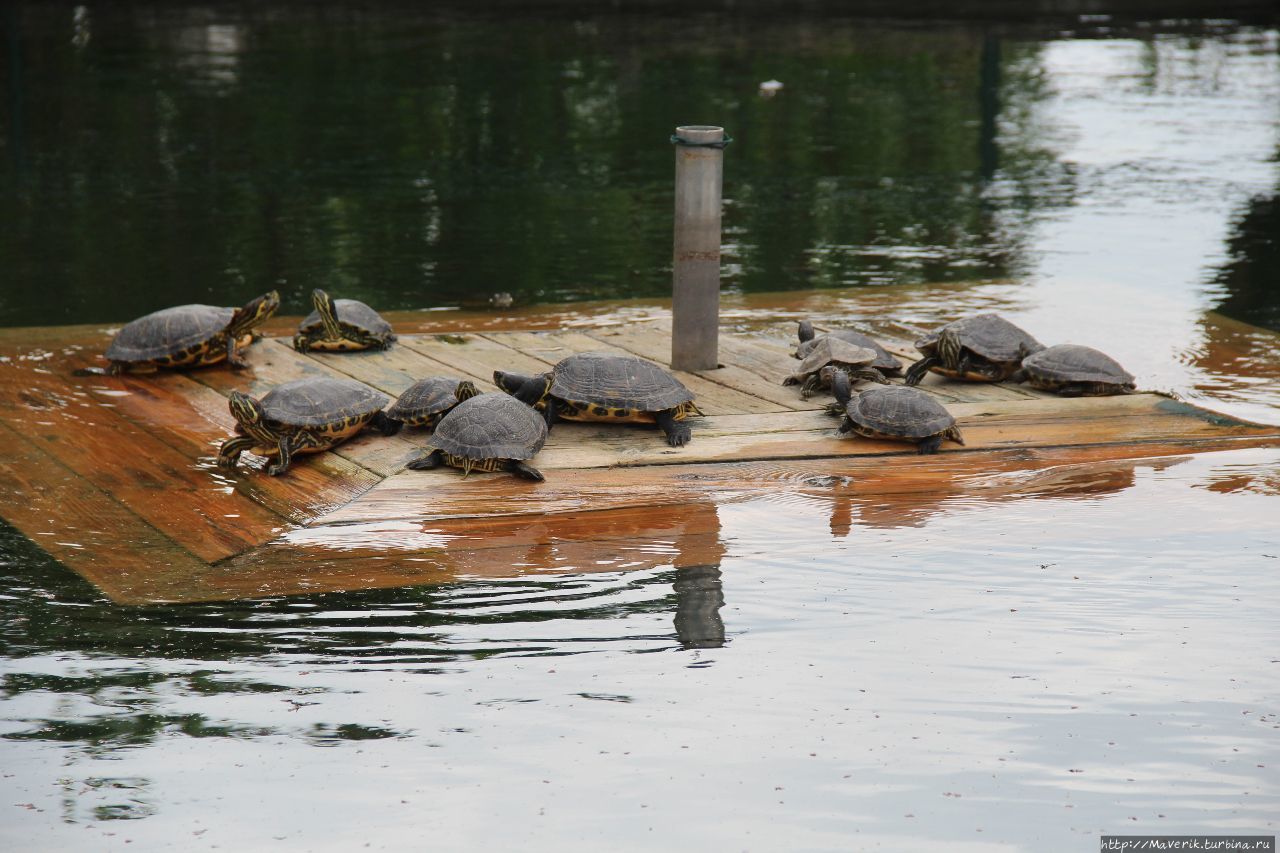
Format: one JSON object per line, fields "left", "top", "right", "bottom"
{"left": 2, "top": 5, "right": 1279, "bottom": 851}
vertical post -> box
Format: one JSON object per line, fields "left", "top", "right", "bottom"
{"left": 671, "top": 125, "right": 725, "bottom": 371}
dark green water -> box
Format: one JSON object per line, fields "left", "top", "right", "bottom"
{"left": 5, "top": 5, "right": 1276, "bottom": 330}
{"left": 2, "top": 6, "right": 1279, "bottom": 849}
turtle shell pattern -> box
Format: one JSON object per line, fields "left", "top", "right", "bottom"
{"left": 298, "top": 299, "right": 395, "bottom": 338}
{"left": 844, "top": 386, "right": 956, "bottom": 440}
{"left": 107, "top": 305, "right": 237, "bottom": 363}
{"left": 550, "top": 352, "right": 694, "bottom": 415}
{"left": 791, "top": 337, "right": 880, "bottom": 381}
{"left": 387, "top": 377, "right": 474, "bottom": 425}
{"left": 258, "top": 378, "right": 390, "bottom": 437}
{"left": 1020, "top": 344, "right": 1134, "bottom": 387}
{"left": 915, "top": 313, "right": 1043, "bottom": 362}
{"left": 429, "top": 393, "right": 548, "bottom": 462}
{"left": 796, "top": 329, "right": 902, "bottom": 372}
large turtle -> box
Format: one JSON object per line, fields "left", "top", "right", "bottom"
{"left": 493, "top": 352, "right": 702, "bottom": 447}
{"left": 904, "top": 313, "right": 1043, "bottom": 386}
{"left": 79, "top": 291, "right": 280, "bottom": 375}
{"left": 795, "top": 320, "right": 902, "bottom": 374}
{"left": 406, "top": 392, "right": 548, "bottom": 481}
{"left": 1011, "top": 344, "right": 1136, "bottom": 396}
{"left": 826, "top": 369, "right": 964, "bottom": 455}
{"left": 293, "top": 289, "right": 396, "bottom": 352}
{"left": 784, "top": 336, "right": 889, "bottom": 399}
{"left": 384, "top": 377, "right": 481, "bottom": 433}
{"left": 216, "top": 377, "right": 394, "bottom": 475}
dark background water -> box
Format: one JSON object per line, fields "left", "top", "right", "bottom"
{"left": 3, "top": 4, "right": 1277, "bottom": 329}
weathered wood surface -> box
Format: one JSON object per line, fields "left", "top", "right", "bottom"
{"left": 1, "top": 302, "right": 1278, "bottom": 605}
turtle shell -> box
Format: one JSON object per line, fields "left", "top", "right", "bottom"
{"left": 429, "top": 393, "right": 547, "bottom": 461}
{"left": 298, "top": 299, "right": 394, "bottom": 337}
{"left": 796, "top": 328, "right": 902, "bottom": 372}
{"left": 387, "top": 377, "right": 474, "bottom": 422}
{"left": 550, "top": 352, "right": 693, "bottom": 412}
{"left": 845, "top": 386, "right": 955, "bottom": 439}
{"left": 1020, "top": 344, "right": 1134, "bottom": 386}
{"left": 915, "top": 314, "right": 1043, "bottom": 362}
{"left": 106, "top": 305, "right": 235, "bottom": 362}
{"left": 258, "top": 378, "right": 389, "bottom": 429}
{"left": 791, "top": 337, "right": 879, "bottom": 380}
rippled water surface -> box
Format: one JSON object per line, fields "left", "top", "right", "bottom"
{"left": 2, "top": 4, "right": 1280, "bottom": 850}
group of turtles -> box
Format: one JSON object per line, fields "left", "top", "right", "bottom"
{"left": 83, "top": 291, "right": 1136, "bottom": 478}
{"left": 788, "top": 312, "right": 1136, "bottom": 454}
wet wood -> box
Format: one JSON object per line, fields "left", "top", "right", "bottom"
{"left": 1, "top": 297, "right": 1278, "bottom": 605}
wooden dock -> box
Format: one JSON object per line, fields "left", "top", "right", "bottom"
{"left": 2, "top": 300, "right": 1278, "bottom": 604}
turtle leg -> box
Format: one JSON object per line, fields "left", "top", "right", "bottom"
{"left": 506, "top": 460, "right": 545, "bottom": 482}
{"left": 369, "top": 411, "right": 401, "bottom": 436}
{"left": 225, "top": 335, "right": 249, "bottom": 370}
{"left": 1009, "top": 368, "right": 1028, "bottom": 384}
{"left": 904, "top": 356, "right": 937, "bottom": 386}
{"left": 799, "top": 373, "right": 823, "bottom": 399}
{"left": 292, "top": 333, "right": 312, "bottom": 353}
{"left": 1055, "top": 384, "right": 1086, "bottom": 398}
{"left": 265, "top": 437, "right": 298, "bottom": 476}
{"left": 836, "top": 417, "right": 855, "bottom": 435}
{"left": 916, "top": 434, "right": 944, "bottom": 455}
{"left": 655, "top": 409, "right": 692, "bottom": 447}
{"left": 216, "top": 436, "right": 258, "bottom": 469}
{"left": 850, "top": 367, "right": 888, "bottom": 385}
{"left": 543, "top": 397, "right": 562, "bottom": 432}
{"left": 406, "top": 449, "right": 444, "bottom": 471}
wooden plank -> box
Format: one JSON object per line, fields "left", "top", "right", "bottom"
{"left": 484, "top": 328, "right": 784, "bottom": 416}
{"left": 396, "top": 332, "right": 551, "bottom": 386}
{"left": 313, "top": 432, "right": 1280, "bottom": 528}
{"left": 0, "top": 358, "right": 285, "bottom": 563}
{"left": 0, "top": 420, "right": 212, "bottom": 602}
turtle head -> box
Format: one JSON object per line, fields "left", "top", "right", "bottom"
{"left": 797, "top": 319, "right": 815, "bottom": 344}
{"left": 228, "top": 391, "right": 266, "bottom": 429}
{"left": 311, "top": 289, "right": 344, "bottom": 337}
{"left": 824, "top": 366, "right": 854, "bottom": 406}
{"left": 494, "top": 370, "right": 551, "bottom": 408}
{"left": 230, "top": 290, "right": 281, "bottom": 335}
{"left": 455, "top": 380, "right": 481, "bottom": 402}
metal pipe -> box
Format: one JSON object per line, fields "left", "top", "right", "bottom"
{"left": 671, "top": 125, "right": 725, "bottom": 371}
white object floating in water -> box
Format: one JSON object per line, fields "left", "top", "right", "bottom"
{"left": 758, "top": 79, "right": 784, "bottom": 97}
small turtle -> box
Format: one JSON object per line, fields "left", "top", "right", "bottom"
{"left": 904, "top": 313, "right": 1043, "bottom": 386}
{"left": 293, "top": 289, "right": 396, "bottom": 352}
{"left": 783, "top": 336, "right": 889, "bottom": 399}
{"left": 406, "top": 392, "right": 548, "bottom": 481}
{"left": 826, "top": 369, "right": 964, "bottom": 455}
{"left": 384, "top": 377, "right": 481, "bottom": 433}
{"left": 1011, "top": 344, "right": 1136, "bottom": 396}
{"left": 795, "top": 320, "right": 902, "bottom": 374}
{"left": 79, "top": 291, "right": 280, "bottom": 375}
{"left": 216, "top": 377, "right": 394, "bottom": 476}
{"left": 494, "top": 352, "right": 702, "bottom": 447}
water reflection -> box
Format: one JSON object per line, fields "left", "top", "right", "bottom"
{"left": 1212, "top": 188, "right": 1280, "bottom": 332}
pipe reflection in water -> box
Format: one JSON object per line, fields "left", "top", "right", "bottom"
{"left": 672, "top": 565, "right": 725, "bottom": 650}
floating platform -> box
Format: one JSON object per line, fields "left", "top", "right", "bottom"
{"left": 2, "top": 300, "right": 1278, "bottom": 604}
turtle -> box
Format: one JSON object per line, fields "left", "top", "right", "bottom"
{"left": 1010, "top": 344, "right": 1136, "bottom": 396}
{"left": 77, "top": 291, "right": 280, "bottom": 376}
{"left": 825, "top": 368, "right": 965, "bottom": 455}
{"left": 493, "top": 352, "right": 703, "bottom": 447}
{"left": 794, "top": 320, "right": 903, "bottom": 374}
{"left": 406, "top": 392, "right": 548, "bottom": 481}
{"left": 904, "top": 313, "right": 1043, "bottom": 386}
{"left": 216, "top": 377, "right": 395, "bottom": 476}
{"left": 293, "top": 289, "right": 396, "bottom": 352}
{"left": 783, "top": 336, "right": 890, "bottom": 399}
{"left": 383, "top": 377, "right": 481, "bottom": 433}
